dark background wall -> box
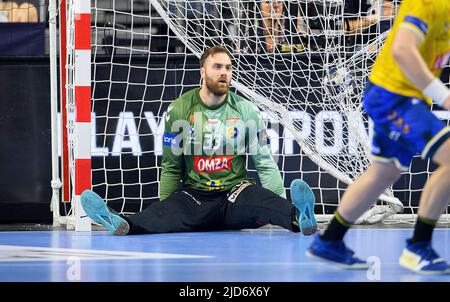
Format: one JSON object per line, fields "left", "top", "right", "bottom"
{"left": 0, "top": 57, "right": 52, "bottom": 222}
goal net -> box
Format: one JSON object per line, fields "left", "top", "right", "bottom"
{"left": 53, "top": 0, "right": 450, "bottom": 230}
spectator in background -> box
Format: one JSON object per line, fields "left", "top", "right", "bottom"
{"left": 259, "top": 0, "right": 305, "bottom": 53}
{"left": 0, "top": 1, "right": 38, "bottom": 22}
{"left": 260, "top": 0, "right": 285, "bottom": 53}
{"left": 238, "top": 1, "right": 306, "bottom": 54}
{"left": 344, "top": 0, "right": 400, "bottom": 51}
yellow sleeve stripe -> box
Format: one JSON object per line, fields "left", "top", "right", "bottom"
{"left": 399, "top": 23, "right": 426, "bottom": 43}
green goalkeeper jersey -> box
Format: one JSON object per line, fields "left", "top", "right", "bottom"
{"left": 160, "top": 88, "right": 286, "bottom": 200}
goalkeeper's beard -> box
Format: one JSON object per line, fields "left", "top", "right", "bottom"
{"left": 204, "top": 74, "right": 230, "bottom": 97}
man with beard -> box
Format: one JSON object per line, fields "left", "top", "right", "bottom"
{"left": 80, "top": 45, "right": 317, "bottom": 236}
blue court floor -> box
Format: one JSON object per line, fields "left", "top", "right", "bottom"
{"left": 0, "top": 227, "right": 449, "bottom": 282}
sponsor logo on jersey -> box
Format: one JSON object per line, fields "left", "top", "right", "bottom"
{"left": 226, "top": 117, "right": 239, "bottom": 123}
{"left": 257, "top": 129, "right": 270, "bottom": 146}
{"left": 206, "top": 179, "right": 225, "bottom": 190}
{"left": 207, "top": 180, "right": 221, "bottom": 187}
{"left": 227, "top": 127, "right": 239, "bottom": 138}
{"left": 163, "top": 132, "right": 177, "bottom": 146}
{"left": 194, "top": 155, "right": 233, "bottom": 173}
{"left": 208, "top": 119, "right": 219, "bottom": 124}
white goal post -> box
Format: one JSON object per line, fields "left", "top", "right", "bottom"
{"left": 49, "top": 0, "right": 450, "bottom": 231}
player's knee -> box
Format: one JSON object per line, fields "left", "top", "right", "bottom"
{"left": 371, "top": 162, "right": 402, "bottom": 184}
{"left": 378, "top": 169, "right": 401, "bottom": 185}
{"left": 390, "top": 170, "right": 402, "bottom": 183}
{"left": 438, "top": 164, "right": 450, "bottom": 175}
{"left": 431, "top": 138, "right": 450, "bottom": 166}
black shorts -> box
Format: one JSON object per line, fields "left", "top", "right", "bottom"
{"left": 125, "top": 183, "right": 299, "bottom": 234}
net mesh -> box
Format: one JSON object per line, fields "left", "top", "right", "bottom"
{"left": 65, "top": 0, "right": 450, "bottom": 224}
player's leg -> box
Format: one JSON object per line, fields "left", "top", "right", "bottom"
{"left": 399, "top": 157, "right": 450, "bottom": 274}
{"left": 221, "top": 182, "right": 316, "bottom": 234}
{"left": 290, "top": 179, "right": 317, "bottom": 235}
{"left": 81, "top": 188, "right": 222, "bottom": 235}
{"left": 399, "top": 111, "right": 450, "bottom": 274}
{"left": 81, "top": 190, "right": 130, "bottom": 236}
{"left": 307, "top": 161, "right": 401, "bottom": 268}
{"left": 125, "top": 188, "right": 224, "bottom": 234}
{"left": 307, "top": 83, "right": 405, "bottom": 268}
{"left": 335, "top": 161, "right": 402, "bottom": 223}
{"left": 417, "top": 138, "right": 450, "bottom": 220}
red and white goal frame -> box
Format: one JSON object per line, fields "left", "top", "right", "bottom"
{"left": 50, "top": 0, "right": 91, "bottom": 231}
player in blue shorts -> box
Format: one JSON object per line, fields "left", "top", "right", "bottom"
{"left": 307, "top": 0, "right": 450, "bottom": 274}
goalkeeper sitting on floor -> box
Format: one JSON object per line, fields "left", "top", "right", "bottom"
{"left": 81, "top": 45, "right": 317, "bottom": 236}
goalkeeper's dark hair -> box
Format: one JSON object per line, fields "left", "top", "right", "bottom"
{"left": 200, "top": 45, "right": 232, "bottom": 67}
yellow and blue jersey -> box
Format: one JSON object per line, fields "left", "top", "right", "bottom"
{"left": 369, "top": 0, "right": 450, "bottom": 104}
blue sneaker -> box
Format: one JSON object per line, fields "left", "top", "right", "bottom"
{"left": 80, "top": 190, "right": 130, "bottom": 236}
{"left": 306, "top": 235, "right": 370, "bottom": 269}
{"left": 290, "top": 179, "right": 317, "bottom": 235}
{"left": 399, "top": 241, "right": 450, "bottom": 275}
